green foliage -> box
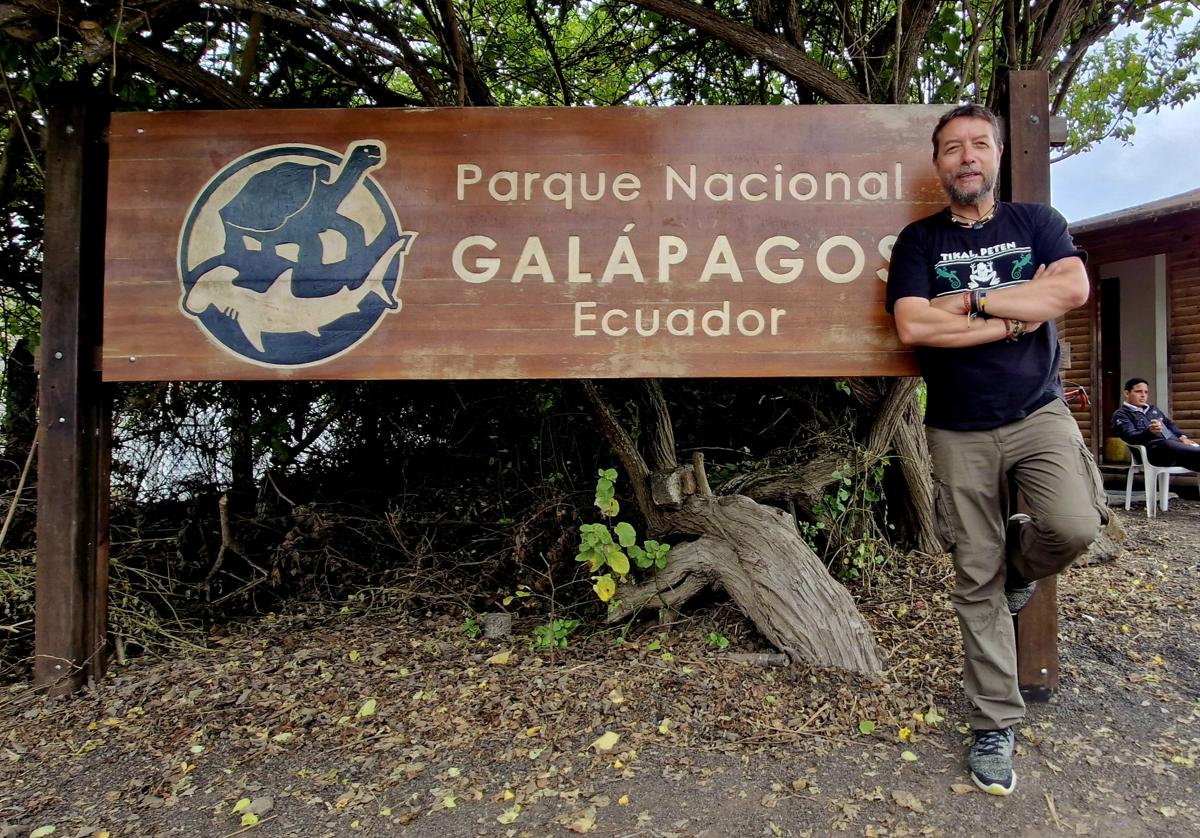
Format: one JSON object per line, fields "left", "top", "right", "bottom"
{"left": 502, "top": 585, "right": 533, "bottom": 607}
{"left": 577, "top": 469, "right": 670, "bottom": 606}
{"left": 807, "top": 457, "right": 896, "bottom": 586}
{"left": 530, "top": 618, "right": 578, "bottom": 650}
{"left": 462, "top": 617, "right": 482, "bottom": 639}
{"left": 706, "top": 631, "right": 730, "bottom": 650}
{"left": 1058, "top": 12, "right": 1200, "bottom": 159}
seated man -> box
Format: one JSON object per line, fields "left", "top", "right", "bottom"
{"left": 1112, "top": 377, "right": 1200, "bottom": 470}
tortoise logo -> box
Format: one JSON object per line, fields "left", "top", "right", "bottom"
{"left": 178, "top": 140, "right": 415, "bottom": 367}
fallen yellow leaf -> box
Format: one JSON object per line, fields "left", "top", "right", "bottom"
{"left": 566, "top": 805, "right": 597, "bottom": 833}
{"left": 240, "top": 812, "right": 260, "bottom": 827}
{"left": 231, "top": 798, "right": 251, "bottom": 814}
{"left": 591, "top": 731, "right": 620, "bottom": 752}
{"left": 487, "top": 649, "right": 513, "bottom": 665}
{"left": 356, "top": 698, "right": 378, "bottom": 718}
{"left": 891, "top": 789, "right": 925, "bottom": 812}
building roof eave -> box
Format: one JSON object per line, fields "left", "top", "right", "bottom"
{"left": 1069, "top": 187, "right": 1200, "bottom": 236}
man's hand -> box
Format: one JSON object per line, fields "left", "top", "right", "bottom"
{"left": 1150, "top": 419, "right": 1165, "bottom": 436}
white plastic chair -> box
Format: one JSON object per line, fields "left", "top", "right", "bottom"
{"left": 1124, "top": 444, "right": 1193, "bottom": 517}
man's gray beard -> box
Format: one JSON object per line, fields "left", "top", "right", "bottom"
{"left": 948, "top": 175, "right": 996, "bottom": 207}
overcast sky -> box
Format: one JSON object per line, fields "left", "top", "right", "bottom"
{"left": 1051, "top": 98, "right": 1200, "bottom": 223}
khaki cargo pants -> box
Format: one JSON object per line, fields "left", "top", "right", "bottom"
{"left": 927, "top": 399, "right": 1107, "bottom": 730}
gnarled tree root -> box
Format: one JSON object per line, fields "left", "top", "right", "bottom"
{"left": 607, "top": 494, "right": 882, "bottom": 677}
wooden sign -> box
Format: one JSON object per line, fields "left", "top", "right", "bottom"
{"left": 103, "top": 106, "right": 946, "bottom": 381}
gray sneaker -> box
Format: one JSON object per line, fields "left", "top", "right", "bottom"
{"left": 1005, "top": 513, "right": 1036, "bottom": 615}
{"left": 968, "top": 727, "right": 1016, "bottom": 795}
{"left": 1005, "top": 580, "right": 1038, "bottom": 616}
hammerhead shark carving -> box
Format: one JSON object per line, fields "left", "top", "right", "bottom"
{"left": 182, "top": 236, "right": 411, "bottom": 353}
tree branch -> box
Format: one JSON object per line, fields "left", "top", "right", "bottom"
{"left": 622, "top": 0, "right": 869, "bottom": 103}
{"left": 79, "top": 24, "right": 261, "bottom": 108}
{"left": 524, "top": 0, "right": 572, "bottom": 104}
{"left": 579, "top": 380, "right": 667, "bottom": 533}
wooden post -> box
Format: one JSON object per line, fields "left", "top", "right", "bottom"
{"left": 33, "top": 88, "right": 111, "bottom": 694}
{"left": 1000, "top": 70, "right": 1058, "bottom": 701}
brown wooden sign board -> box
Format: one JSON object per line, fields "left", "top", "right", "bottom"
{"left": 103, "top": 105, "right": 945, "bottom": 381}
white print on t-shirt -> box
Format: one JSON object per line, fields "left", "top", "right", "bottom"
{"left": 931, "top": 244, "right": 1035, "bottom": 292}
{"left": 968, "top": 261, "right": 1001, "bottom": 288}
{"left": 938, "top": 242, "right": 1020, "bottom": 262}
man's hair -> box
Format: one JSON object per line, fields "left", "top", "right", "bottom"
{"left": 1124, "top": 377, "right": 1149, "bottom": 392}
{"left": 931, "top": 104, "right": 1003, "bottom": 159}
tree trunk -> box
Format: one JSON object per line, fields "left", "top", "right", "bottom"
{"left": 227, "top": 384, "right": 256, "bottom": 519}
{"left": 607, "top": 492, "right": 881, "bottom": 675}
{"left": 867, "top": 378, "right": 941, "bottom": 556}
{"left": 581, "top": 380, "right": 882, "bottom": 677}
{"left": 719, "top": 377, "right": 940, "bottom": 557}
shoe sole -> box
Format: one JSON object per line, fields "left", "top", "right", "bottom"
{"left": 971, "top": 769, "right": 1016, "bottom": 796}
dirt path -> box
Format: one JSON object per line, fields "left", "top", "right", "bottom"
{"left": 3, "top": 500, "right": 1199, "bottom": 837}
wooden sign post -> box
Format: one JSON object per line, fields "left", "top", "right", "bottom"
{"left": 1001, "top": 71, "right": 1060, "bottom": 702}
{"left": 34, "top": 88, "right": 111, "bottom": 694}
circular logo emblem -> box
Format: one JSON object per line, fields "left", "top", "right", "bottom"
{"left": 178, "top": 141, "right": 414, "bottom": 367}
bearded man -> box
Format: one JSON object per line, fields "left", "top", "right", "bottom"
{"left": 885, "top": 104, "right": 1107, "bottom": 796}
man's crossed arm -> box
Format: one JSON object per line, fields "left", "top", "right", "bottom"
{"left": 893, "top": 256, "right": 1087, "bottom": 349}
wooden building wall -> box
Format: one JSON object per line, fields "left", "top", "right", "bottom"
{"left": 1169, "top": 241, "right": 1200, "bottom": 434}
{"left": 1060, "top": 304, "right": 1095, "bottom": 450}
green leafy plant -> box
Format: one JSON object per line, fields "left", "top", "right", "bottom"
{"left": 576, "top": 469, "right": 670, "bottom": 605}
{"left": 461, "top": 617, "right": 481, "bottom": 639}
{"left": 812, "top": 457, "right": 895, "bottom": 585}
{"left": 706, "top": 631, "right": 730, "bottom": 650}
{"left": 530, "top": 618, "right": 579, "bottom": 650}
{"left": 501, "top": 585, "right": 533, "bottom": 607}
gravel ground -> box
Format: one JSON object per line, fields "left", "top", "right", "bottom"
{"left": 3, "top": 498, "right": 1199, "bottom": 837}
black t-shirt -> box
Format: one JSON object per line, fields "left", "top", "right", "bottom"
{"left": 885, "top": 202, "right": 1084, "bottom": 430}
